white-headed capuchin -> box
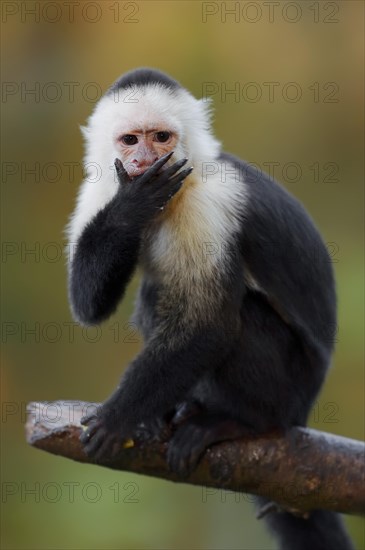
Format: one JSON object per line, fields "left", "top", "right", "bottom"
{"left": 67, "top": 68, "right": 354, "bottom": 550}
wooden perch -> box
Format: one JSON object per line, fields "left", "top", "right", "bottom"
{"left": 26, "top": 401, "right": 365, "bottom": 517}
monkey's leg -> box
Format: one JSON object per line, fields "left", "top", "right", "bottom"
{"left": 167, "top": 412, "right": 250, "bottom": 477}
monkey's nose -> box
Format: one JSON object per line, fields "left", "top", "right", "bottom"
{"left": 130, "top": 157, "right": 159, "bottom": 176}
{"left": 132, "top": 157, "right": 159, "bottom": 168}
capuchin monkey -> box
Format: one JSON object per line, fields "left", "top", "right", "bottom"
{"left": 67, "top": 68, "right": 354, "bottom": 550}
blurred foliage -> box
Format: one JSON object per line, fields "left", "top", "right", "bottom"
{"left": 1, "top": 1, "right": 364, "bottom": 549}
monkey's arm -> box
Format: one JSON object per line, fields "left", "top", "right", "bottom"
{"left": 69, "top": 190, "right": 143, "bottom": 325}
{"left": 69, "top": 154, "right": 191, "bottom": 325}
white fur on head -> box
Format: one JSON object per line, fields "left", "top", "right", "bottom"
{"left": 66, "top": 83, "right": 221, "bottom": 244}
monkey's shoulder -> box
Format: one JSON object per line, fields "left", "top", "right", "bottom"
{"left": 219, "top": 151, "right": 329, "bottom": 254}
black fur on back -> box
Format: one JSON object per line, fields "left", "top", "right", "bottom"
{"left": 107, "top": 67, "right": 181, "bottom": 94}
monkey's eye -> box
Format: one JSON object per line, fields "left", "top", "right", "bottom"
{"left": 155, "top": 131, "right": 171, "bottom": 143}
{"left": 121, "top": 135, "right": 138, "bottom": 145}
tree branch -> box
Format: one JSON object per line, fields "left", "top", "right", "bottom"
{"left": 25, "top": 401, "right": 365, "bottom": 517}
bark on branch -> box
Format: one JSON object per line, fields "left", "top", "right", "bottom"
{"left": 25, "top": 401, "right": 365, "bottom": 517}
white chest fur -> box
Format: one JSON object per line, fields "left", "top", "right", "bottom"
{"left": 141, "top": 167, "right": 247, "bottom": 308}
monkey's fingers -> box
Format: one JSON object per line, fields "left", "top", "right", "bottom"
{"left": 138, "top": 151, "right": 174, "bottom": 184}
{"left": 168, "top": 167, "right": 193, "bottom": 188}
{"left": 159, "top": 168, "right": 193, "bottom": 206}
{"left": 158, "top": 157, "right": 188, "bottom": 181}
{"left": 114, "top": 158, "right": 130, "bottom": 184}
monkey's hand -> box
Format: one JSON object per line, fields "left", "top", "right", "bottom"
{"left": 114, "top": 152, "right": 193, "bottom": 221}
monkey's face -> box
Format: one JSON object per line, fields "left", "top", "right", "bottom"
{"left": 115, "top": 128, "right": 178, "bottom": 178}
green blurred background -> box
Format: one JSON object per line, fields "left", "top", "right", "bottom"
{"left": 1, "top": 1, "right": 364, "bottom": 548}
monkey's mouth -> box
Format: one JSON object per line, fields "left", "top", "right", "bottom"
{"left": 129, "top": 168, "right": 149, "bottom": 177}
{"left": 128, "top": 162, "right": 171, "bottom": 179}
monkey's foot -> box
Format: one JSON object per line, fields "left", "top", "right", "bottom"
{"left": 134, "top": 416, "right": 170, "bottom": 444}
{"left": 167, "top": 414, "right": 249, "bottom": 477}
{"left": 80, "top": 406, "right": 168, "bottom": 461}
{"left": 79, "top": 408, "right": 125, "bottom": 460}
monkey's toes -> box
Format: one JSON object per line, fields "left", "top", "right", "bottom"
{"left": 167, "top": 421, "right": 210, "bottom": 477}
{"left": 79, "top": 417, "right": 125, "bottom": 461}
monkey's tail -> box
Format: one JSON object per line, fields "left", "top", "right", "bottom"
{"left": 255, "top": 497, "right": 355, "bottom": 550}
